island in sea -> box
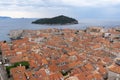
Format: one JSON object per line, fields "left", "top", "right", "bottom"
{"left": 0, "top": 16, "right": 11, "bottom": 19}
{"left": 32, "top": 15, "right": 78, "bottom": 25}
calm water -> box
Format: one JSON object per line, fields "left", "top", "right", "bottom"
{"left": 0, "top": 18, "right": 120, "bottom": 41}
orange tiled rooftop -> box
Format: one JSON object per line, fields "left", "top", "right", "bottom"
{"left": 0, "top": 28, "right": 120, "bottom": 80}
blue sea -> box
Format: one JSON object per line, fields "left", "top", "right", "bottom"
{"left": 0, "top": 18, "right": 120, "bottom": 41}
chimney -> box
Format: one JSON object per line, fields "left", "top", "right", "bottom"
{"left": 19, "top": 64, "right": 22, "bottom": 67}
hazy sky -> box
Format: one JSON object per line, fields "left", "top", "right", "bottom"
{"left": 0, "top": 0, "right": 120, "bottom": 19}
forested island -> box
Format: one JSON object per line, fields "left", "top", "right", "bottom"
{"left": 32, "top": 15, "right": 78, "bottom": 25}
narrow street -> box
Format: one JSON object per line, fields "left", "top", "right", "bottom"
{"left": 0, "top": 68, "right": 4, "bottom": 80}
{"left": 0, "top": 55, "right": 8, "bottom": 80}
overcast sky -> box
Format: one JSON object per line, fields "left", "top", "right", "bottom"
{"left": 0, "top": 0, "right": 120, "bottom": 19}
